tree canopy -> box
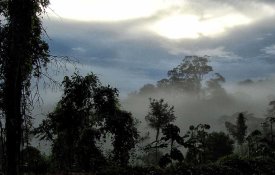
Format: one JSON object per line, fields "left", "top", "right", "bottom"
{"left": 35, "top": 72, "right": 139, "bottom": 170}
{"left": 167, "top": 55, "right": 213, "bottom": 92}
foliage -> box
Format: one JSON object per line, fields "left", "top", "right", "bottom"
{"left": 106, "top": 110, "right": 139, "bottom": 166}
{"left": 20, "top": 146, "right": 49, "bottom": 174}
{"left": 185, "top": 124, "right": 210, "bottom": 164}
{"left": 159, "top": 154, "right": 172, "bottom": 168}
{"left": 75, "top": 128, "right": 106, "bottom": 172}
{"left": 218, "top": 154, "right": 275, "bottom": 175}
{"left": 246, "top": 130, "right": 270, "bottom": 157}
{"left": 167, "top": 55, "right": 213, "bottom": 92}
{"left": 145, "top": 98, "right": 175, "bottom": 163}
{"left": 204, "top": 132, "right": 234, "bottom": 161}
{"left": 139, "top": 149, "right": 164, "bottom": 166}
{"left": 35, "top": 72, "right": 139, "bottom": 171}
{"left": 97, "top": 166, "right": 164, "bottom": 175}
{"left": 158, "top": 124, "right": 184, "bottom": 167}
{"left": 0, "top": 1, "right": 50, "bottom": 174}
{"left": 35, "top": 73, "right": 105, "bottom": 170}
{"left": 161, "top": 124, "right": 183, "bottom": 149}
{"left": 263, "top": 101, "right": 275, "bottom": 145}
{"left": 145, "top": 98, "right": 176, "bottom": 133}
{"left": 225, "top": 113, "right": 247, "bottom": 145}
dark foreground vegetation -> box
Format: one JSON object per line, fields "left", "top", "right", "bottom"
{"left": 1, "top": 63, "right": 275, "bottom": 175}
{"left": 1, "top": 0, "right": 275, "bottom": 175}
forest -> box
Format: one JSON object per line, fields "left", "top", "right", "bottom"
{"left": 1, "top": 0, "right": 275, "bottom": 175}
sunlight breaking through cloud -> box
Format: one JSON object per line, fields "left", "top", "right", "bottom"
{"left": 148, "top": 13, "right": 251, "bottom": 39}
{"left": 48, "top": 0, "right": 275, "bottom": 41}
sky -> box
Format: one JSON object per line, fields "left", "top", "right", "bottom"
{"left": 41, "top": 0, "right": 275, "bottom": 99}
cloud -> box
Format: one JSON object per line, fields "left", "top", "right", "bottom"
{"left": 71, "top": 47, "right": 86, "bottom": 53}
{"left": 196, "top": 47, "right": 241, "bottom": 60}
{"left": 144, "top": 0, "right": 275, "bottom": 39}
{"left": 261, "top": 44, "right": 275, "bottom": 55}
{"left": 41, "top": 3, "right": 275, "bottom": 100}
{"left": 47, "top": 0, "right": 177, "bottom": 22}
{"left": 30, "top": 1, "right": 275, "bottom": 142}
{"left": 164, "top": 46, "right": 241, "bottom": 61}
{"left": 47, "top": 0, "right": 275, "bottom": 41}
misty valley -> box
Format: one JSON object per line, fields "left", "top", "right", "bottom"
{"left": 1, "top": 55, "right": 275, "bottom": 174}
{"left": 1, "top": 0, "right": 275, "bottom": 175}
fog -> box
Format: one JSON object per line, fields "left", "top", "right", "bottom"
{"left": 122, "top": 76, "right": 275, "bottom": 137}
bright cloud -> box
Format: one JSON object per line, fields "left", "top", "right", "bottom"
{"left": 48, "top": 0, "right": 275, "bottom": 40}
{"left": 149, "top": 13, "right": 251, "bottom": 39}
{"left": 48, "top": 0, "right": 170, "bottom": 22}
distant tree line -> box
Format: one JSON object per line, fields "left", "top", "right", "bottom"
{"left": 133, "top": 56, "right": 228, "bottom": 103}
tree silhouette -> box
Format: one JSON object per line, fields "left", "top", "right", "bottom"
{"left": 167, "top": 55, "right": 213, "bottom": 93}
{"left": 158, "top": 124, "right": 184, "bottom": 167}
{"left": 106, "top": 110, "right": 139, "bottom": 166}
{"left": 161, "top": 124, "right": 182, "bottom": 154}
{"left": 75, "top": 128, "right": 105, "bottom": 172}
{"left": 246, "top": 130, "right": 269, "bottom": 157}
{"left": 35, "top": 72, "right": 139, "bottom": 170}
{"left": 0, "top": 1, "right": 49, "bottom": 174}
{"left": 145, "top": 98, "right": 175, "bottom": 163}
{"left": 204, "top": 132, "right": 234, "bottom": 161}
{"left": 225, "top": 113, "right": 247, "bottom": 146}
{"left": 236, "top": 113, "right": 247, "bottom": 146}
{"left": 185, "top": 124, "right": 210, "bottom": 164}
{"left": 35, "top": 73, "right": 108, "bottom": 171}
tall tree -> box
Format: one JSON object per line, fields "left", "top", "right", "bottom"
{"left": 35, "top": 72, "right": 139, "bottom": 170}
{"left": 235, "top": 113, "right": 247, "bottom": 146}
{"left": 35, "top": 73, "right": 107, "bottom": 171}
{"left": 0, "top": 1, "right": 49, "bottom": 174}
{"left": 145, "top": 98, "right": 175, "bottom": 163}
{"left": 225, "top": 113, "right": 247, "bottom": 155}
{"left": 167, "top": 55, "right": 213, "bottom": 93}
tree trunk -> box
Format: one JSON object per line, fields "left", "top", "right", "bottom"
{"left": 271, "top": 122, "right": 273, "bottom": 144}
{"left": 155, "top": 128, "right": 160, "bottom": 164}
{"left": 4, "top": 0, "right": 33, "bottom": 174}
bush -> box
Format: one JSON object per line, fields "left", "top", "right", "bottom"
{"left": 168, "top": 163, "right": 240, "bottom": 175}
{"left": 97, "top": 166, "right": 164, "bottom": 175}
{"left": 218, "top": 154, "right": 275, "bottom": 175}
